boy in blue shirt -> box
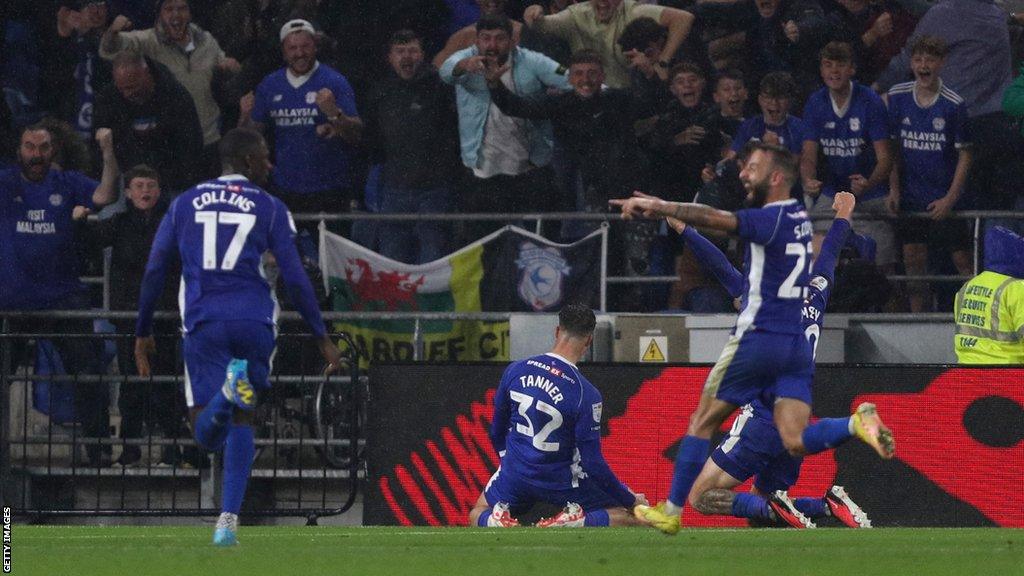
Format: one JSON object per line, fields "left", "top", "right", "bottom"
{"left": 470, "top": 304, "right": 650, "bottom": 528}
{"left": 731, "top": 72, "right": 808, "bottom": 158}
{"left": 887, "top": 36, "right": 973, "bottom": 312}
{"left": 801, "top": 41, "right": 896, "bottom": 271}
{"left": 134, "top": 128, "right": 342, "bottom": 546}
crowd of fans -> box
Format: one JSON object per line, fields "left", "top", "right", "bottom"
{"left": 3, "top": 0, "right": 1024, "bottom": 319}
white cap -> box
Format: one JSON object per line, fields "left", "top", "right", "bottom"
{"left": 279, "top": 19, "right": 316, "bottom": 42}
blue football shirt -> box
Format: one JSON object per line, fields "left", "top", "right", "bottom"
{"left": 887, "top": 81, "right": 970, "bottom": 211}
{"left": 803, "top": 83, "right": 890, "bottom": 201}
{"left": 251, "top": 63, "right": 359, "bottom": 194}
{"left": 733, "top": 199, "right": 814, "bottom": 337}
{"left": 135, "top": 175, "right": 325, "bottom": 337}
{"left": 0, "top": 168, "right": 96, "bottom": 309}
{"left": 731, "top": 115, "right": 809, "bottom": 155}
{"left": 490, "top": 353, "right": 603, "bottom": 491}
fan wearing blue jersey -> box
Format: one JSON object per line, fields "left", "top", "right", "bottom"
{"left": 611, "top": 143, "right": 893, "bottom": 534}
{"left": 886, "top": 36, "right": 973, "bottom": 313}
{"left": 239, "top": 19, "right": 362, "bottom": 258}
{"left": 469, "top": 304, "right": 652, "bottom": 528}
{"left": 729, "top": 72, "right": 808, "bottom": 160}
{"left": 801, "top": 41, "right": 896, "bottom": 270}
{"left": 134, "top": 128, "right": 342, "bottom": 546}
{"left": 668, "top": 191, "right": 890, "bottom": 529}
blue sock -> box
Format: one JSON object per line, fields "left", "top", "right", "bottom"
{"left": 794, "top": 497, "right": 828, "bottom": 519}
{"left": 221, "top": 425, "right": 255, "bottom": 515}
{"left": 668, "top": 435, "right": 710, "bottom": 508}
{"left": 731, "top": 492, "right": 772, "bottom": 520}
{"left": 477, "top": 511, "right": 491, "bottom": 527}
{"left": 584, "top": 509, "right": 610, "bottom": 527}
{"left": 800, "top": 417, "right": 853, "bottom": 454}
{"left": 194, "top": 392, "right": 233, "bottom": 451}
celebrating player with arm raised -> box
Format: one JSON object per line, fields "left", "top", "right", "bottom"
{"left": 668, "top": 190, "right": 885, "bottom": 529}
{"left": 469, "top": 304, "right": 652, "bottom": 528}
{"left": 611, "top": 143, "right": 893, "bottom": 534}
{"left": 134, "top": 128, "right": 342, "bottom": 546}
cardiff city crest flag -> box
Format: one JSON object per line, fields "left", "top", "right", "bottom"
{"left": 319, "top": 224, "right": 606, "bottom": 363}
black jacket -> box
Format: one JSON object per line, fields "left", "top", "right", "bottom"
{"left": 93, "top": 58, "right": 203, "bottom": 193}
{"left": 645, "top": 100, "right": 731, "bottom": 201}
{"left": 489, "top": 83, "right": 648, "bottom": 202}
{"left": 363, "top": 66, "right": 460, "bottom": 189}
{"left": 90, "top": 201, "right": 179, "bottom": 314}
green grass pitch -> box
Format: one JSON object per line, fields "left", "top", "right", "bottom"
{"left": 12, "top": 526, "right": 1024, "bottom": 576}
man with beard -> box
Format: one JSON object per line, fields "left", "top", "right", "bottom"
{"left": 100, "top": 0, "right": 240, "bottom": 173}
{"left": 363, "top": 30, "right": 460, "bottom": 264}
{"left": 433, "top": 0, "right": 524, "bottom": 70}
{"left": 133, "top": 128, "right": 342, "bottom": 546}
{"left": 439, "top": 14, "right": 570, "bottom": 243}
{"left": 0, "top": 124, "right": 119, "bottom": 466}
{"left": 611, "top": 143, "right": 893, "bottom": 534}
{"left": 240, "top": 19, "right": 361, "bottom": 258}
{"left": 667, "top": 190, "right": 887, "bottom": 530}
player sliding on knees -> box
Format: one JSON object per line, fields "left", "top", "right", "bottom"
{"left": 610, "top": 143, "right": 894, "bottom": 535}
{"left": 668, "top": 190, "right": 882, "bottom": 529}
{"left": 134, "top": 128, "right": 342, "bottom": 546}
{"left": 469, "top": 304, "right": 653, "bottom": 528}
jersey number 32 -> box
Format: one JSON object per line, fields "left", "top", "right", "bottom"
{"left": 508, "top": 390, "right": 563, "bottom": 452}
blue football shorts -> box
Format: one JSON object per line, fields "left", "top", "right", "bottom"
{"left": 182, "top": 320, "right": 275, "bottom": 408}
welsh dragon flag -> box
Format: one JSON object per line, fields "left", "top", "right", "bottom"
{"left": 319, "top": 224, "right": 606, "bottom": 363}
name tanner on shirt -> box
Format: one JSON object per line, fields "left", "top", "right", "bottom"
{"left": 518, "top": 372, "right": 565, "bottom": 404}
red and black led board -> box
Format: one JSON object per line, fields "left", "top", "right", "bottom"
{"left": 365, "top": 364, "right": 1024, "bottom": 527}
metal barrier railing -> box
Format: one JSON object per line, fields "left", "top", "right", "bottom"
{"left": 0, "top": 327, "right": 362, "bottom": 523}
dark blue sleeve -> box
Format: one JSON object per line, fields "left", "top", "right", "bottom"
{"left": 490, "top": 366, "right": 514, "bottom": 455}
{"left": 730, "top": 118, "right": 753, "bottom": 153}
{"left": 335, "top": 75, "right": 359, "bottom": 117}
{"left": 866, "top": 90, "right": 890, "bottom": 143}
{"left": 802, "top": 97, "right": 823, "bottom": 143}
{"left": 680, "top": 227, "right": 744, "bottom": 298}
{"left": 573, "top": 384, "right": 633, "bottom": 508}
{"left": 135, "top": 204, "right": 177, "bottom": 337}
{"left": 67, "top": 171, "right": 99, "bottom": 210}
{"left": 735, "top": 205, "right": 782, "bottom": 245}
{"left": 267, "top": 200, "right": 326, "bottom": 337}
{"left": 577, "top": 438, "right": 635, "bottom": 508}
{"left": 251, "top": 79, "right": 271, "bottom": 124}
{"left": 812, "top": 217, "right": 850, "bottom": 282}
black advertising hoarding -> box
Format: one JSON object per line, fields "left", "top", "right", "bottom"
{"left": 365, "top": 364, "right": 1024, "bottom": 527}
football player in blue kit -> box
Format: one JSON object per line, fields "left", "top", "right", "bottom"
{"left": 669, "top": 191, "right": 888, "bottom": 529}
{"left": 469, "top": 304, "right": 652, "bottom": 528}
{"left": 611, "top": 143, "right": 893, "bottom": 534}
{"left": 134, "top": 128, "right": 342, "bottom": 546}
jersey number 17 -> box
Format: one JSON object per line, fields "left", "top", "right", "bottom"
{"left": 195, "top": 211, "right": 256, "bottom": 271}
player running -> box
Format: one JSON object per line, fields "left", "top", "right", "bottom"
{"left": 134, "top": 128, "right": 342, "bottom": 546}
{"left": 670, "top": 191, "right": 886, "bottom": 529}
{"left": 610, "top": 143, "right": 894, "bottom": 535}
{"left": 469, "top": 304, "right": 651, "bottom": 528}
